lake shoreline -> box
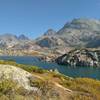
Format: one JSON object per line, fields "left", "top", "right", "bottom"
{"left": 0, "top": 56, "right": 100, "bottom": 80}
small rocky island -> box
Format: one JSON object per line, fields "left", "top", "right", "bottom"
{"left": 55, "top": 49, "right": 100, "bottom": 67}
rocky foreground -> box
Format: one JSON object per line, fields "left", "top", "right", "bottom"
{"left": 0, "top": 63, "right": 72, "bottom": 100}
{"left": 0, "top": 61, "right": 100, "bottom": 100}
{"left": 0, "top": 64, "right": 38, "bottom": 91}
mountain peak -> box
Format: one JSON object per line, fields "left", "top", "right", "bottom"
{"left": 18, "top": 34, "right": 29, "bottom": 40}
{"left": 44, "top": 29, "right": 56, "bottom": 36}
{"left": 72, "top": 18, "right": 100, "bottom": 23}
{"left": 64, "top": 18, "right": 100, "bottom": 31}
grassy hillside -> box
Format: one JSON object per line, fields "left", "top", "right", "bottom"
{"left": 0, "top": 60, "right": 99, "bottom": 100}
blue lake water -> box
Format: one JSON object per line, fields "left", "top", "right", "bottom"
{"left": 0, "top": 56, "right": 100, "bottom": 80}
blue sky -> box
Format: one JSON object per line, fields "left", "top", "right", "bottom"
{"left": 0, "top": 0, "right": 100, "bottom": 38}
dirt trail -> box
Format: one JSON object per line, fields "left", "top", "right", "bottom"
{"left": 32, "top": 73, "right": 45, "bottom": 80}
{"left": 32, "top": 73, "right": 73, "bottom": 94}
{"left": 53, "top": 82, "right": 73, "bottom": 93}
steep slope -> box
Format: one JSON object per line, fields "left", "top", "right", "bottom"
{"left": 60, "top": 18, "right": 100, "bottom": 32}
{"left": 36, "top": 18, "right": 100, "bottom": 48}
{"left": 18, "top": 34, "right": 29, "bottom": 40}
{"left": 57, "top": 18, "right": 100, "bottom": 47}
{"left": 43, "top": 29, "right": 56, "bottom": 36}
{"left": 1, "top": 18, "right": 100, "bottom": 50}
{"left": 36, "top": 29, "right": 65, "bottom": 48}
{"left": 36, "top": 36, "right": 65, "bottom": 48}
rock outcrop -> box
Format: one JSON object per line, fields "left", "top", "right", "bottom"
{"left": 55, "top": 49, "right": 100, "bottom": 67}
{"left": 0, "top": 64, "right": 38, "bottom": 91}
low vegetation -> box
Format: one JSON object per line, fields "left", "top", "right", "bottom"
{"left": 59, "top": 77, "right": 100, "bottom": 100}
{"left": 0, "top": 60, "right": 48, "bottom": 73}
{"left": 0, "top": 79, "right": 32, "bottom": 100}
{"left": 0, "top": 60, "right": 100, "bottom": 100}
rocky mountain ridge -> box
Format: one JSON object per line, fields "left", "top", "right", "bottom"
{"left": 36, "top": 18, "right": 100, "bottom": 48}
{"left": 0, "top": 18, "right": 100, "bottom": 54}
{"left": 0, "top": 33, "right": 30, "bottom": 49}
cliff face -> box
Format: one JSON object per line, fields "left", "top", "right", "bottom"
{"left": 55, "top": 49, "right": 100, "bottom": 67}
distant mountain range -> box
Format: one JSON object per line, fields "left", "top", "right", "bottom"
{"left": 0, "top": 33, "right": 31, "bottom": 49}
{"left": 36, "top": 18, "right": 100, "bottom": 48}
{"left": 1, "top": 18, "right": 100, "bottom": 50}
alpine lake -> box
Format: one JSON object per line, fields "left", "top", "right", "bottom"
{"left": 0, "top": 56, "right": 100, "bottom": 80}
